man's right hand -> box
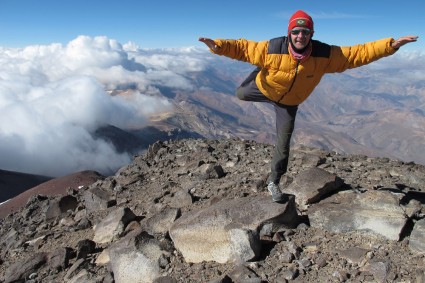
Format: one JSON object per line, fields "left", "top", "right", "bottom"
{"left": 199, "top": 37, "right": 220, "bottom": 52}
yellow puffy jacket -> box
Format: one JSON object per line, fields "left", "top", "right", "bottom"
{"left": 212, "top": 37, "right": 397, "bottom": 106}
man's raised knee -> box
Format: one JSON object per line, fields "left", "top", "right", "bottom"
{"left": 236, "top": 88, "right": 247, "bottom": 101}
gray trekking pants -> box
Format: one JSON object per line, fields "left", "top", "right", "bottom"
{"left": 236, "top": 67, "right": 298, "bottom": 184}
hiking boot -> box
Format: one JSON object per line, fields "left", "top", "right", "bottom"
{"left": 267, "top": 182, "right": 284, "bottom": 202}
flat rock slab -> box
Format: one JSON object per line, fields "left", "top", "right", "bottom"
{"left": 170, "top": 194, "right": 299, "bottom": 263}
{"left": 285, "top": 168, "right": 344, "bottom": 210}
{"left": 409, "top": 218, "right": 425, "bottom": 254}
{"left": 308, "top": 190, "right": 408, "bottom": 241}
{"left": 108, "top": 229, "right": 165, "bottom": 283}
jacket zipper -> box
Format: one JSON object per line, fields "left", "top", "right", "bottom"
{"left": 278, "top": 60, "right": 300, "bottom": 104}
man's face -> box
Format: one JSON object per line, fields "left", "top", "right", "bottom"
{"left": 289, "top": 28, "right": 312, "bottom": 50}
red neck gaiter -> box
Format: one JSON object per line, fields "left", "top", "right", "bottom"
{"left": 289, "top": 42, "right": 312, "bottom": 62}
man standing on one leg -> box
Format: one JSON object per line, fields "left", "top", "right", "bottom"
{"left": 236, "top": 67, "right": 298, "bottom": 201}
{"left": 199, "top": 10, "right": 418, "bottom": 202}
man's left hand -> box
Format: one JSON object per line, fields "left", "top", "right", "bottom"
{"left": 392, "top": 36, "right": 419, "bottom": 49}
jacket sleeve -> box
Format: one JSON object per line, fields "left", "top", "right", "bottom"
{"left": 324, "top": 37, "right": 398, "bottom": 73}
{"left": 210, "top": 39, "right": 268, "bottom": 67}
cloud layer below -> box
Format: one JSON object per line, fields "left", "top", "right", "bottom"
{"left": 0, "top": 36, "right": 209, "bottom": 177}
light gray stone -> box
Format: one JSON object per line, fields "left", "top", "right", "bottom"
{"left": 67, "top": 269, "right": 96, "bottom": 283}
{"left": 227, "top": 265, "right": 262, "bottom": 283}
{"left": 167, "top": 190, "right": 193, "bottom": 208}
{"left": 193, "top": 163, "right": 225, "bottom": 180}
{"left": 141, "top": 208, "right": 180, "bottom": 235}
{"left": 169, "top": 195, "right": 299, "bottom": 263}
{"left": 360, "top": 261, "right": 390, "bottom": 283}
{"left": 285, "top": 168, "right": 343, "bottom": 210}
{"left": 93, "top": 207, "right": 136, "bottom": 244}
{"left": 229, "top": 228, "right": 261, "bottom": 263}
{"left": 45, "top": 195, "right": 78, "bottom": 220}
{"left": 309, "top": 190, "right": 407, "bottom": 240}
{"left": 48, "top": 247, "right": 73, "bottom": 271}
{"left": 108, "top": 229, "right": 166, "bottom": 283}
{"left": 83, "top": 187, "right": 115, "bottom": 213}
{"left": 337, "top": 246, "right": 370, "bottom": 265}
{"left": 2, "top": 253, "right": 47, "bottom": 283}
{"left": 409, "top": 218, "right": 425, "bottom": 254}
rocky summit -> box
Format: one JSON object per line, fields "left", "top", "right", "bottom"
{"left": 1, "top": 138, "right": 425, "bottom": 283}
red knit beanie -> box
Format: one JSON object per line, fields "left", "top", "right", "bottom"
{"left": 288, "top": 10, "right": 314, "bottom": 34}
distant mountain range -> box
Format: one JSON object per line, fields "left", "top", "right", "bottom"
{"left": 108, "top": 56, "right": 425, "bottom": 166}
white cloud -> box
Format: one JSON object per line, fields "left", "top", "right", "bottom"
{"left": 0, "top": 36, "right": 215, "bottom": 177}
{"left": 361, "top": 50, "right": 425, "bottom": 84}
{"left": 368, "top": 50, "right": 425, "bottom": 70}
{"left": 134, "top": 53, "right": 207, "bottom": 73}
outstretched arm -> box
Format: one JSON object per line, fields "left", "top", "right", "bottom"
{"left": 198, "top": 37, "right": 268, "bottom": 66}
{"left": 199, "top": 37, "right": 220, "bottom": 52}
{"left": 391, "top": 35, "right": 419, "bottom": 49}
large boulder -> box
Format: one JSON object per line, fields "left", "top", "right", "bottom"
{"left": 93, "top": 207, "right": 136, "bottom": 244}
{"left": 285, "top": 167, "right": 344, "bottom": 210}
{"left": 308, "top": 190, "right": 408, "bottom": 241}
{"left": 108, "top": 229, "right": 168, "bottom": 283}
{"left": 169, "top": 194, "right": 300, "bottom": 263}
{"left": 409, "top": 218, "right": 425, "bottom": 254}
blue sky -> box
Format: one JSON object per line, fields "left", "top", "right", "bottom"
{"left": 0, "top": 0, "right": 422, "bottom": 51}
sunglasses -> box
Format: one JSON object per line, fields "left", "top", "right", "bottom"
{"left": 290, "top": 29, "right": 312, "bottom": 36}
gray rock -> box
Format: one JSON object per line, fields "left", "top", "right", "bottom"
{"left": 167, "top": 190, "right": 193, "bottom": 208}
{"left": 309, "top": 190, "right": 407, "bottom": 240}
{"left": 67, "top": 269, "right": 96, "bottom": 283}
{"left": 2, "top": 253, "right": 47, "bottom": 283}
{"left": 409, "top": 218, "right": 425, "bottom": 254}
{"left": 170, "top": 195, "right": 299, "bottom": 263}
{"left": 415, "top": 269, "right": 425, "bottom": 283}
{"left": 45, "top": 195, "right": 78, "bottom": 220}
{"left": 48, "top": 247, "right": 74, "bottom": 271}
{"left": 141, "top": 208, "right": 180, "bottom": 235}
{"left": 93, "top": 207, "right": 136, "bottom": 244}
{"left": 227, "top": 265, "right": 262, "bottom": 283}
{"left": 152, "top": 276, "right": 178, "bottom": 283}
{"left": 316, "top": 256, "right": 328, "bottom": 268}
{"left": 115, "top": 172, "right": 144, "bottom": 186}
{"left": 76, "top": 239, "right": 96, "bottom": 259}
{"left": 206, "top": 275, "right": 232, "bottom": 283}
{"left": 285, "top": 242, "right": 301, "bottom": 259}
{"left": 193, "top": 163, "right": 225, "bottom": 180}
{"left": 229, "top": 228, "right": 261, "bottom": 263}
{"left": 279, "top": 251, "right": 294, "bottom": 263}
{"left": 361, "top": 261, "right": 390, "bottom": 283}
{"left": 83, "top": 187, "right": 116, "bottom": 213}
{"left": 285, "top": 168, "right": 343, "bottom": 210}
{"left": 108, "top": 229, "right": 167, "bottom": 283}
{"left": 64, "top": 258, "right": 85, "bottom": 281}
{"left": 281, "top": 268, "right": 298, "bottom": 280}
{"left": 146, "top": 141, "right": 164, "bottom": 160}
{"left": 337, "top": 246, "right": 369, "bottom": 265}
{"left": 1, "top": 228, "right": 21, "bottom": 252}
{"left": 332, "top": 270, "right": 349, "bottom": 281}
